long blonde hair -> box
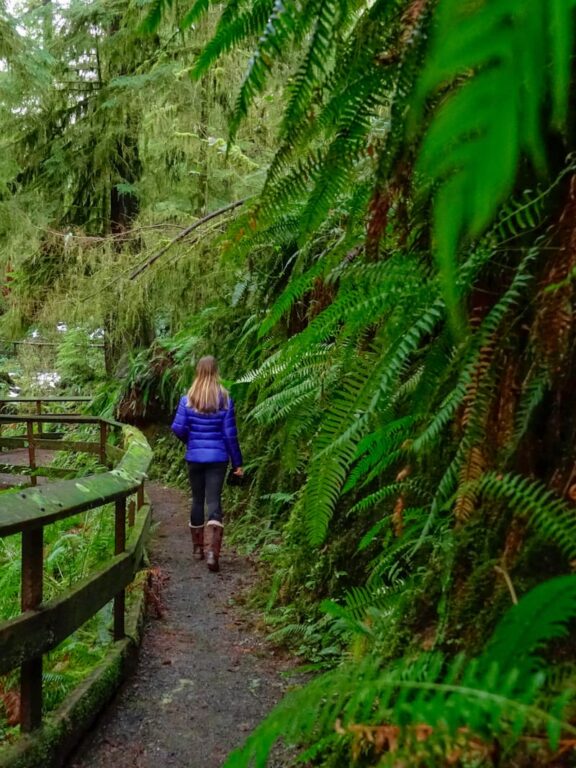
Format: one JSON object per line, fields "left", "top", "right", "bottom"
{"left": 187, "top": 355, "right": 229, "bottom": 413}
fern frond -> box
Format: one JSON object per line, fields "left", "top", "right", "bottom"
{"left": 257, "top": 258, "right": 329, "bottom": 338}
{"left": 224, "top": 640, "right": 576, "bottom": 768}
{"left": 415, "top": 0, "right": 576, "bottom": 328}
{"left": 228, "top": 0, "right": 321, "bottom": 139}
{"left": 413, "top": 245, "right": 537, "bottom": 461}
{"left": 279, "top": 0, "right": 339, "bottom": 138}
{"left": 483, "top": 575, "right": 576, "bottom": 673}
{"left": 298, "top": 85, "right": 387, "bottom": 238}
{"left": 322, "top": 580, "right": 405, "bottom": 624}
{"left": 260, "top": 149, "right": 326, "bottom": 220}
{"left": 179, "top": 0, "right": 213, "bottom": 30}
{"left": 503, "top": 369, "right": 549, "bottom": 459}
{"left": 302, "top": 302, "right": 443, "bottom": 545}
{"left": 266, "top": 621, "right": 317, "bottom": 645}
{"left": 411, "top": 379, "right": 465, "bottom": 455}
{"left": 344, "top": 416, "right": 417, "bottom": 493}
{"left": 493, "top": 186, "right": 550, "bottom": 241}
{"left": 192, "top": 0, "right": 275, "bottom": 80}
{"left": 351, "top": 484, "right": 422, "bottom": 519}
{"left": 477, "top": 472, "right": 576, "bottom": 559}
{"left": 369, "top": 517, "right": 437, "bottom": 584}
{"left": 250, "top": 379, "right": 317, "bottom": 424}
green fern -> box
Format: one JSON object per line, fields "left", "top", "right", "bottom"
{"left": 257, "top": 259, "right": 331, "bottom": 339}
{"left": 483, "top": 575, "right": 576, "bottom": 673}
{"left": 223, "top": 577, "right": 576, "bottom": 767}
{"left": 302, "top": 302, "right": 443, "bottom": 545}
{"left": 298, "top": 82, "right": 388, "bottom": 238}
{"left": 503, "top": 369, "right": 549, "bottom": 459}
{"left": 192, "top": 0, "right": 275, "bottom": 80}
{"left": 476, "top": 472, "right": 576, "bottom": 559}
{"left": 494, "top": 187, "right": 550, "bottom": 242}
{"left": 415, "top": 0, "right": 576, "bottom": 330}
{"left": 322, "top": 581, "right": 407, "bottom": 627}
{"left": 228, "top": 0, "right": 320, "bottom": 139}
{"left": 344, "top": 417, "right": 417, "bottom": 494}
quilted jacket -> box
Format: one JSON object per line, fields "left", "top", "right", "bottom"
{"left": 171, "top": 393, "right": 243, "bottom": 467}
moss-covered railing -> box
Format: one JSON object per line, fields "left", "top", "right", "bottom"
{"left": 0, "top": 397, "right": 97, "bottom": 482}
{"left": 0, "top": 401, "right": 152, "bottom": 736}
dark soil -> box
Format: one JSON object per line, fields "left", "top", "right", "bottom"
{"left": 66, "top": 483, "right": 295, "bottom": 768}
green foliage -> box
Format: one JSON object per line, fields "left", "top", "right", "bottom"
{"left": 483, "top": 575, "right": 576, "bottom": 674}
{"left": 415, "top": 0, "right": 576, "bottom": 328}
{"left": 476, "top": 473, "right": 576, "bottom": 560}
{"left": 225, "top": 577, "right": 576, "bottom": 766}
{"left": 4, "top": 0, "right": 576, "bottom": 764}
{"left": 138, "top": 4, "right": 576, "bottom": 765}
{"left": 55, "top": 328, "right": 105, "bottom": 388}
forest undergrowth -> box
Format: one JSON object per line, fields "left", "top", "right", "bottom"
{"left": 2, "top": 0, "right": 576, "bottom": 765}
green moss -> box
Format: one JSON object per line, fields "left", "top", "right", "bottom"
{"left": 0, "top": 561, "right": 147, "bottom": 768}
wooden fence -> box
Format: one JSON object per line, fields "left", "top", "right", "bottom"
{"left": 0, "top": 399, "right": 152, "bottom": 734}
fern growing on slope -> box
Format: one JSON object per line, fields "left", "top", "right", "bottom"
{"left": 223, "top": 576, "right": 576, "bottom": 767}
{"left": 133, "top": 3, "right": 576, "bottom": 764}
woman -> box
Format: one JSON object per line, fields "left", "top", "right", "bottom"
{"left": 171, "top": 356, "right": 243, "bottom": 572}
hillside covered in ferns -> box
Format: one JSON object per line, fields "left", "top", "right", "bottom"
{"left": 1, "top": 0, "right": 576, "bottom": 764}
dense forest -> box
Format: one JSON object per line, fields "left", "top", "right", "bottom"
{"left": 1, "top": 0, "right": 576, "bottom": 765}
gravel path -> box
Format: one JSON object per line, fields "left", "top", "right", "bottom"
{"left": 66, "top": 483, "right": 292, "bottom": 768}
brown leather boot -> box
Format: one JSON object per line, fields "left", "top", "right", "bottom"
{"left": 205, "top": 522, "right": 223, "bottom": 572}
{"left": 189, "top": 525, "right": 204, "bottom": 560}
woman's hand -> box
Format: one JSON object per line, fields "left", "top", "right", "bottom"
{"left": 233, "top": 466, "right": 244, "bottom": 476}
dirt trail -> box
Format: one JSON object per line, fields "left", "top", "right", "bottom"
{"left": 67, "top": 483, "right": 291, "bottom": 768}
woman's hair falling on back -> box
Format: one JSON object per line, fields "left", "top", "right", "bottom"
{"left": 172, "top": 352, "right": 243, "bottom": 572}
{"left": 187, "top": 355, "right": 229, "bottom": 413}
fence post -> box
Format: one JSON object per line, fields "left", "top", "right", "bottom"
{"left": 114, "top": 497, "right": 126, "bottom": 641}
{"left": 99, "top": 422, "right": 107, "bottom": 466}
{"left": 26, "top": 420, "right": 37, "bottom": 486}
{"left": 35, "top": 400, "right": 43, "bottom": 437}
{"left": 20, "top": 527, "right": 44, "bottom": 732}
{"left": 128, "top": 499, "right": 136, "bottom": 528}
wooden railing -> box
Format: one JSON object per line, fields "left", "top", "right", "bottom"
{"left": 0, "top": 397, "right": 95, "bottom": 484}
{"left": 0, "top": 399, "right": 152, "bottom": 734}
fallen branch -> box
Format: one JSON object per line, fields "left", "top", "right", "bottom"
{"left": 129, "top": 197, "right": 249, "bottom": 280}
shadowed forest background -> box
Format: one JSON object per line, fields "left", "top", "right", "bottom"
{"left": 1, "top": 0, "right": 576, "bottom": 765}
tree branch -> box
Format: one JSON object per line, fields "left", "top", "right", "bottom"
{"left": 128, "top": 198, "right": 249, "bottom": 280}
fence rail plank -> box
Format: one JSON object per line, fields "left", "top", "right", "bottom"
{"left": 0, "top": 438, "right": 100, "bottom": 453}
{"left": 0, "top": 504, "right": 150, "bottom": 676}
{"left": 0, "top": 414, "right": 103, "bottom": 424}
{"left": 0, "top": 401, "right": 153, "bottom": 736}
{"left": 0, "top": 429, "right": 150, "bottom": 536}
{"left": 0, "top": 464, "right": 90, "bottom": 479}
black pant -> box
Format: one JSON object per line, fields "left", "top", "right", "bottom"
{"left": 187, "top": 461, "right": 227, "bottom": 526}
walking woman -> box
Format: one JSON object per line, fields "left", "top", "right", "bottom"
{"left": 171, "top": 356, "right": 243, "bottom": 572}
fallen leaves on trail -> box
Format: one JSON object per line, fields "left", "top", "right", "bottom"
{"left": 335, "top": 721, "right": 576, "bottom": 765}
{"left": 334, "top": 720, "right": 497, "bottom": 764}
{"left": 0, "top": 683, "right": 20, "bottom": 727}
{"left": 144, "top": 566, "right": 170, "bottom": 619}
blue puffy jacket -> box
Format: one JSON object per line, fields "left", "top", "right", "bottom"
{"left": 171, "top": 394, "right": 243, "bottom": 467}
